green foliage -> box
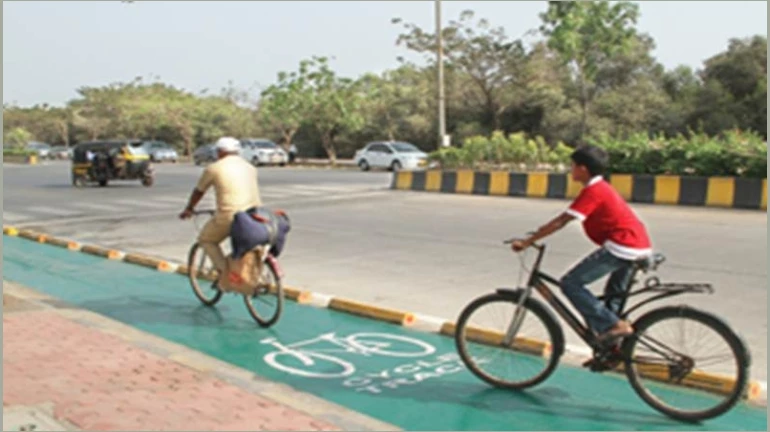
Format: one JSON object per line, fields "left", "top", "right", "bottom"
{"left": 428, "top": 131, "right": 572, "bottom": 171}
{"left": 589, "top": 129, "right": 767, "bottom": 178}
{"left": 428, "top": 129, "right": 767, "bottom": 179}
{"left": 3, "top": 148, "right": 36, "bottom": 157}
{"left": 3, "top": 127, "right": 33, "bottom": 149}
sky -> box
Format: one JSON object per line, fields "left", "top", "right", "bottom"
{"left": 2, "top": 1, "right": 767, "bottom": 107}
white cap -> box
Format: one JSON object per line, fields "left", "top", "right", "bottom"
{"left": 215, "top": 137, "right": 241, "bottom": 152}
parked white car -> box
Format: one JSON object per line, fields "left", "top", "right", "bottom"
{"left": 354, "top": 141, "right": 429, "bottom": 171}
{"left": 240, "top": 139, "right": 288, "bottom": 166}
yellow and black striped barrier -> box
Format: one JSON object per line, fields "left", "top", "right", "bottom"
{"left": 392, "top": 170, "right": 767, "bottom": 210}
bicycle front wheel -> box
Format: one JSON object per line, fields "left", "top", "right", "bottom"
{"left": 187, "top": 243, "right": 223, "bottom": 306}
{"left": 455, "top": 291, "right": 564, "bottom": 390}
{"left": 622, "top": 306, "right": 750, "bottom": 422}
{"left": 244, "top": 257, "right": 284, "bottom": 328}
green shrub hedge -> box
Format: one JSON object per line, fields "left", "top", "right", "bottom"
{"left": 3, "top": 149, "right": 37, "bottom": 157}
{"left": 427, "top": 129, "right": 767, "bottom": 178}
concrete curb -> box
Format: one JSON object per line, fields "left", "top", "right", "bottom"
{"left": 4, "top": 225, "right": 766, "bottom": 407}
{"left": 392, "top": 170, "right": 768, "bottom": 210}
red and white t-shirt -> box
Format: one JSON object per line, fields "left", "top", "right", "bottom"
{"left": 566, "top": 176, "right": 652, "bottom": 260}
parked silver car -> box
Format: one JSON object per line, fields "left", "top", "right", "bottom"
{"left": 49, "top": 145, "right": 73, "bottom": 160}
{"left": 144, "top": 141, "right": 179, "bottom": 163}
{"left": 25, "top": 141, "right": 52, "bottom": 159}
{"left": 240, "top": 139, "right": 288, "bottom": 166}
{"left": 193, "top": 144, "right": 217, "bottom": 165}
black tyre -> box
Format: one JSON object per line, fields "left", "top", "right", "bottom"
{"left": 358, "top": 159, "right": 370, "bottom": 171}
{"left": 622, "top": 306, "right": 750, "bottom": 422}
{"left": 98, "top": 179, "right": 108, "bottom": 187}
{"left": 187, "top": 243, "right": 223, "bottom": 306}
{"left": 390, "top": 160, "right": 402, "bottom": 171}
{"left": 455, "top": 290, "right": 564, "bottom": 389}
{"left": 142, "top": 176, "right": 154, "bottom": 187}
{"left": 244, "top": 256, "right": 284, "bottom": 328}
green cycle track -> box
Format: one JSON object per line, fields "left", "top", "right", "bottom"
{"left": 2, "top": 235, "right": 767, "bottom": 431}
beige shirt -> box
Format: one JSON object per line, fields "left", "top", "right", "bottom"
{"left": 196, "top": 155, "right": 261, "bottom": 216}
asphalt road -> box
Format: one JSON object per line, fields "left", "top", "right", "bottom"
{"left": 3, "top": 160, "right": 767, "bottom": 382}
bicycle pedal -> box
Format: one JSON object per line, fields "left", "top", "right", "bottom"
{"left": 583, "top": 348, "right": 622, "bottom": 372}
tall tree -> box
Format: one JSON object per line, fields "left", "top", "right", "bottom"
{"left": 539, "top": 0, "right": 640, "bottom": 142}
{"left": 297, "top": 57, "right": 365, "bottom": 163}
{"left": 393, "top": 10, "right": 527, "bottom": 130}
{"left": 694, "top": 35, "right": 767, "bottom": 137}
{"left": 259, "top": 68, "right": 310, "bottom": 149}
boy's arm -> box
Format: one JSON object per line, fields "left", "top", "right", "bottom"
{"left": 512, "top": 212, "right": 575, "bottom": 251}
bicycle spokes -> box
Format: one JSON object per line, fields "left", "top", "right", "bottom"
{"left": 625, "top": 312, "right": 746, "bottom": 419}
{"left": 455, "top": 293, "right": 560, "bottom": 389}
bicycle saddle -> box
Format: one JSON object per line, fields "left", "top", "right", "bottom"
{"left": 635, "top": 253, "right": 666, "bottom": 272}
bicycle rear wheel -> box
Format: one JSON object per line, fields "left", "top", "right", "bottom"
{"left": 455, "top": 290, "right": 564, "bottom": 389}
{"left": 622, "top": 306, "right": 750, "bottom": 422}
{"left": 244, "top": 257, "right": 284, "bottom": 328}
{"left": 187, "top": 243, "right": 223, "bottom": 306}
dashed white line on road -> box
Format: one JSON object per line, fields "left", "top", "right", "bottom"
{"left": 26, "top": 206, "right": 82, "bottom": 217}
{"left": 3, "top": 211, "right": 32, "bottom": 223}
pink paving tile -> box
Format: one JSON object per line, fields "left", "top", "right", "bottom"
{"left": 3, "top": 310, "right": 340, "bottom": 431}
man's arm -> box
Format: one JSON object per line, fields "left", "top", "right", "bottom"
{"left": 180, "top": 167, "right": 214, "bottom": 219}
{"left": 512, "top": 212, "right": 575, "bottom": 251}
{"left": 179, "top": 188, "right": 205, "bottom": 219}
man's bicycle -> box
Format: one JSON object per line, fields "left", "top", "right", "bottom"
{"left": 454, "top": 237, "right": 750, "bottom": 422}
{"left": 187, "top": 209, "right": 284, "bottom": 328}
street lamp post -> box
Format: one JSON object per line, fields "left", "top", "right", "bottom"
{"left": 435, "top": 0, "right": 446, "bottom": 149}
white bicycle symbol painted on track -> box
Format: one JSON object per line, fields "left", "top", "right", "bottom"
{"left": 261, "top": 332, "right": 437, "bottom": 378}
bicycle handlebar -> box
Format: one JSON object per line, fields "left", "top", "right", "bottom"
{"left": 503, "top": 232, "right": 544, "bottom": 250}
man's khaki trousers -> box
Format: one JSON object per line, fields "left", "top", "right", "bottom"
{"left": 198, "top": 212, "right": 233, "bottom": 276}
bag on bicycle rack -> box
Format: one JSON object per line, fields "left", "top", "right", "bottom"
{"left": 221, "top": 248, "right": 262, "bottom": 295}
{"left": 230, "top": 207, "right": 291, "bottom": 260}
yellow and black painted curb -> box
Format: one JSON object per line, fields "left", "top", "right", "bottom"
{"left": 4, "top": 225, "right": 766, "bottom": 405}
{"left": 392, "top": 170, "right": 768, "bottom": 210}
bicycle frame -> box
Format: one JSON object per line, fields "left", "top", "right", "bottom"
{"left": 511, "top": 242, "right": 713, "bottom": 351}
{"left": 191, "top": 209, "right": 282, "bottom": 276}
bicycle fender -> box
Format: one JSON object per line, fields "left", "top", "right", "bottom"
{"left": 623, "top": 305, "right": 752, "bottom": 368}
{"left": 266, "top": 255, "right": 284, "bottom": 278}
{"left": 495, "top": 287, "right": 525, "bottom": 296}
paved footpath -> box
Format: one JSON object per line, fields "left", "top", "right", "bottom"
{"left": 2, "top": 281, "right": 397, "bottom": 432}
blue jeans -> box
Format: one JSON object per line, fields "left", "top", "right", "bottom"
{"left": 560, "top": 248, "right": 635, "bottom": 334}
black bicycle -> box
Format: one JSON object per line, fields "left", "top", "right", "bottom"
{"left": 187, "top": 209, "right": 284, "bottom": 328}
{"left": 454, "top": 237, "right": 751, "bottom": 422}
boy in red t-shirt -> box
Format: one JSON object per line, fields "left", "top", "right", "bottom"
{"left": 511, "top": 145, "right": 652, "bottom": 341}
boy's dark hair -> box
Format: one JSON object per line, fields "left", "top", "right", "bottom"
{"left": 571, "top": 145, "right": 609, "bottom": 176}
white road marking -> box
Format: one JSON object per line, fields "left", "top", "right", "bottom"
{"left": 112, "top": 199, "right": 174, "bottom": 209}
{"left": 26, "top": 206, "right": 82, "bottom": 217}
{"left": 278, "top": 185, "right": 324, "bottom": 196}
{"left": 3, "top": 211, "right": 32, "bottom": 223}
{"left": 148, "top": 196, "right": 187, "bottom": 205}
{"left": 74, "top": 202, "right": 121, "bottom": 212}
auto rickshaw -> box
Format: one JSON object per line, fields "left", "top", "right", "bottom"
{"left": 71, "top": 140, "right": 154, "bottom": 187}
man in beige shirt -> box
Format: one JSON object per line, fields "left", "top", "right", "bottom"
{"left": 179, "top": 137, "right": 262, "bottom": 277}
